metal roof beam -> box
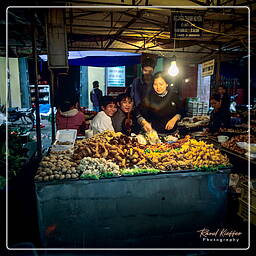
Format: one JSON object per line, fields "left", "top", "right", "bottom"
{"left": 189, "top": 0, "right": 208, "bottom": 6}
{"left": 104, "top": 13, "right": 140, "bottom": 49}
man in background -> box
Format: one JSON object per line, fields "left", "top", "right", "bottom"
{"left": 90, "top": 81, "right": 103, "bottom": 112}
{"left": 129, "top": 57, "right": 156, "bottom": 108}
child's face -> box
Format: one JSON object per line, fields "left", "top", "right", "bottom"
{"left": 102, "top": 103, "right": 117, "bottom": 117}
{"left": 119, "top": 97, "right": 133, "bottom": 113}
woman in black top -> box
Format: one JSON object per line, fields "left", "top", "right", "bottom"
{"left": 206, "top": 95, "right": 231, "bottom": 134}
{"left": 217, "top": 85, "right": 230, "bottom": 113}
{"left": 137, "top": 72, "right": 183, "bottom": 134}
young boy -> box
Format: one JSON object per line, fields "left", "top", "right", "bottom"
{"left": 91, "top": 96, "right": 117, "bottom": 134}
{"left": 112, "top": 93, "right": 139, "bottom": 135}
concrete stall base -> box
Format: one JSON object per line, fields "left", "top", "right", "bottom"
{"left": 35, "top": 170, "right": 230, "bottom": 248}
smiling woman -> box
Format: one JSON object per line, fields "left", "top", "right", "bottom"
{"left": 137, "top": 71, "right": 183, "bottom": 135}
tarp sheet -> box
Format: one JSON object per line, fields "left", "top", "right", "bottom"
{"left": 39, "top": 51, "right": 141, "bottom": 67}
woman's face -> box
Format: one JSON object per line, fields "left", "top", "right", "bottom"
{"left": 153, "top": 77, "right": 168, "bottom": 95}
{"left": 210, "top": 99, "right": 221, "bottom": 110}
{"left": 119, "top": 97, "right": 134, "bottom": 113}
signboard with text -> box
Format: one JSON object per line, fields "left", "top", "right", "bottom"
{"left": 106, "top": 66, "right": 125, "bottom": 87}
{"left": 202, "top": 59, "right": 215, "bottom": 77}
{"left": 172, "top": 14, "right": 203, "bottom": 38}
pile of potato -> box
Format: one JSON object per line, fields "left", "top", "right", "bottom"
{"left": 34, "top": 155, "right": 80, "bottom": 182}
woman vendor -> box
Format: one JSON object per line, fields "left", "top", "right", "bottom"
{"left": 136, "top": 72, "right": 183, "bottom": 135}
{"left": 205, "top": 94, "right": 231, "bottom": 134}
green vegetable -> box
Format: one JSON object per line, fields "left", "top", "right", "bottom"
{"left": 100, "top": 172, "right": 116, "bottom": 178}
{"left": 80, "top": 174, "right": 99, "bottom": 180}
{"left": 121, "top": 168, "right": 160, "bottom": 176}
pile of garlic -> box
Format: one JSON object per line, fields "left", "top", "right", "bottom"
{"left": 78, "top": 157, "right": 120, "bottom": 178}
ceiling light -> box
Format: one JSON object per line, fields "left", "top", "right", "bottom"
{"left": 168, "top": 56, "right": 179, "bottom": 77}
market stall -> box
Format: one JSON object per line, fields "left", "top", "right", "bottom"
{"left": 34, "top": 130, "right": 232, "bottom": 248}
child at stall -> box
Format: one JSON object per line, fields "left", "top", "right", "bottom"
{"left": 112, "top": 93, "right": 140, "bottom": 135}
{"left": 91, "top": 96, "right": 117, "bottom": 134}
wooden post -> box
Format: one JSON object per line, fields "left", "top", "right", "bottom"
{"left": 31, "top": 16, "right": 42, "bottom": 158}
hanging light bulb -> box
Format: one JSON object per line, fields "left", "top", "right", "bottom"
{"left": 168, "top": 56, "right": 179, "bottom": 77}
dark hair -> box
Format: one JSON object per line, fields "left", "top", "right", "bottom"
{"left": 153, "top": 72, "right": 171, "bottom": 85}
{"left": 60, "top": 99, "right": 77, "bottom": 112}
{"left": 116, "top": 93, "right": 133, "bottom": 103}
{"left": 218, "top": 85, "right": 226, "bottom": 90}
{"left": 100, "top": 96, "right": 116, "bottom": 108}
{"left": 93, "top": 81, "right": 99, "bottom": 88}
{"left": 142, "top": 57, "right": 155, "bottom": 68}
{"left": 210, "top": 94, "right": 221, "bottom": 102}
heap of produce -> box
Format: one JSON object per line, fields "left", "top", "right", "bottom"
{"left": 178, "top": 116, "right": 209, "bottom": 128}
{"left": 79, "top": 157, "right": 120, "bottom": 179}
{"left": 34, "top": 154, "right": 80, "bottom": 181}
{"left": 35, "top": 130, "right": 231, "bottom": 182}
{"left": 74, "top": 131, "right": 147, "bottom": 168}
{"left": 222, "top": 134, "right": 256, "bottom": 154}
{"left": 141, "top": 139, "right": 230, "bottom": 170}
{"left": 219, "top": 128, "right": 247, "bottom": 134}
{"left": 144, "top": 136, "right": 190, "bottom": 153}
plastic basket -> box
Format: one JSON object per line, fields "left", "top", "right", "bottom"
{"left": 237, "top": 198, "right": 256, "bottom": 225}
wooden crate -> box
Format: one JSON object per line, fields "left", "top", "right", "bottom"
{"left": 240, "top": 181, "right": 256, "bottom": 207}
{"left": 237, "top": 198, "right": 256, "bottom": 225}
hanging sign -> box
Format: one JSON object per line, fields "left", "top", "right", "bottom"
{"left": 106, "top": 66, "right": 125, "bottom": 87}
{"left": 172, "top": 14, "right": 203, "bottom": 38}
{"left": 202, "top": 59, "right": 215, "bottom": 77}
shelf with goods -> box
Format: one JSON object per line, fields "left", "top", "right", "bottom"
{"left": 29, "top": 84, "right": 50, "bottom": 104}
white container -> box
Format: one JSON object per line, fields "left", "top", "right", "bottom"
{"left": 51, "top": 129, "right": 77, "bottom": 152}
{"left": 217, "top": 135, "right": 229, "bottom": 143}
{"left": 84, "top": 129, "right": 94, "bottom": 138}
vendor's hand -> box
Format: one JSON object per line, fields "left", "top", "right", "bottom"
{"left": 165, "top": 115, "right": 180, "bottom": 130}
{"left": 141, "top": 120, "right": 153, "bottom": 132}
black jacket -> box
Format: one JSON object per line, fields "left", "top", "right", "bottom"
{"left": 112, "top": 108, "right": 140, "bottom": 135}
{"left": 209, "top": 109, "right": 231, "bottom": 133}
{"left": 137, "top": 87, "right": 183, "bottom": 134}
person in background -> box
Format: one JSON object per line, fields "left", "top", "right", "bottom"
{"left": 90, "top": 81, "right": 103, "bottom": 112}
{"left": 112, "top": 93, "right": 140, "bottom": 135}
{"left": 136, "top": 72, "right": 183, "bottom": 134}
{"left": 205, "top": 94, "right": 231, "bottom": 134}
{"left": 129, "top": 57, "right": 156, "bottom": 108}
{"left": 56, "top": 99, "right": 86, "bottom": 136}
{"left": 91, "top": 96, "right": 117, "bottom": 134}
{"left": 217, "top": 85, "right": 230, "bottom": 113}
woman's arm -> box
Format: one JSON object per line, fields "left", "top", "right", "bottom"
{"left": 133, "top": 107, "right": 152, "bottom": 132}
{"left": 165, "top": 114, "right": 181, "bottom": 130}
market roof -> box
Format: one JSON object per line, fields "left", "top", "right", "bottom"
{"left": 2, "top": 0, "right": 256, "bottom": 64}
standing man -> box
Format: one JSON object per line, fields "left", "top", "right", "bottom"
{"left": 129, "top": 57, "right": 155, "bottom": 108}
{"left": 128, "top": 57, "right": 155, "bottom": 132}
{"left": 90, "top": 81, "right": 103, "bottom": 112}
